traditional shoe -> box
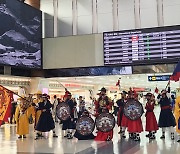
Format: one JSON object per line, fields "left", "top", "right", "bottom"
{"left": 34, "top": 137, "right": 39, "bottom": 140}
{"left": 67, "top": 134, "right": 73, "bottom": 139}
{"left": 149, "top": 135, "right": 155, "bottom": 140}
{"left": 118, "top": 129, "right": 123, "bottom": 134}
{"left": 106, "top": 135, "right": 111, "bottom": 141}
{"left": 23, "top": 135, "right": 26, "bottom": 138}
{"left": 64, "top": 135, "right": 68, "bottom": 138}
{"left": 134, "top": 137, "right": 140, "bottom": 141}
{"left": 53, "top": 134, "right": 58, "bottom": 138}
{"left": 177, "top": 139, "right": 180, "bottom": 142}
{"left": 18, "top": 135, "right": 22, "bottom": 139}
{"left": 121, "top": 133, "right": 126, "bottom": 138}
{"left": 129, "top": 133, "right": 134, "bottom": 139}
{"left": 160, "top": 135, "right": 165, "bottom": 139}
{"left": 171, "top": 133, "right": 175, "bottom": 140}
{"left": 37, "top": 133, "right": 43, "bottom": 137}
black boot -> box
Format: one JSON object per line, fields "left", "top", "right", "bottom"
{"left": 18, "top": 135, "right": 22, "bottom": 139}
{"left": 171, "top": 133, "right": 175, "bottom": 140}
{"left": 160, "top": 132, "right": 165, "bottom": 139}
{"left": 134, "top": 133, "right": 140, "bottom": 141}
{"left": 53, "top": 131, "right": 58, "bottom": 138}
{"left": 53, "top": 133, "right": 58, "bottom": 138}
{"left": 67, "top": 132, "right": 73, "bottom": 139}
{"left": 118, "top": 127, "right": 123, "bottom": 134}
{"left": 149, "top": 132, "right": 155, "bottom": 139}
{"left": 146, "top": 132, "right": 151, "bottom": 138}
{"left": 121, "top": 131, "right": 126, "bottom": 138}
{"left": 129, "top": 133, "right": 133, "bottom": 139}
{"left": 23, "top": 135, "right": 26, "bottom": 138}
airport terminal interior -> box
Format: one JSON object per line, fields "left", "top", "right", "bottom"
{"left": 1, "top": 0, "right": 180, "bottom": 153}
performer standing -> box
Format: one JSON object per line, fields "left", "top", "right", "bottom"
{"left": 94, "top": 87, "right": 113, "bottom": 141}
{"left": 78, "top": 96, "right": 85, "bottom": 117}
{"left": 35, "top": 94, "right": 57, "bottom": 139}
{"left": 15, "top": 97, "right": 34, "bottom": 139}
{"left": 127, "top": 91, "right": 143, "bottom": 141}
{"left": 174, "top": 95, "right": 180, "bottom": 142}
{"left": 52, "top": 95, "right": 59, "bottom": 123}
{"left": 145, "top": 93, "right": 158, "bottom": 139}
{"left": 33, "top": 91, "right": 43, "bottom": 138}
{"left": 116, "top": 91, "right": 127, "bottom": 138}
{"left": 10, "top": 98, "right": 17, "bottom": 124}
{"left": 62, "top": 91, "right": 75, "bottom": 139}
{"left": 157, "top": 88, "right": 176, "bottom": 140}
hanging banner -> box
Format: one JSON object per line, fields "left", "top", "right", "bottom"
{"left": 0, "top": 85, "right": 13, "bottom": 126}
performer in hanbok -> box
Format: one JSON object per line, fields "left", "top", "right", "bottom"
{"left": 157, "top": 88, "right": 176, "bottom": 140}
{"left": 74, "top": 110, "right": 95, "bottom": 140}
{"left": 116, "top": 91, "right": 127, "bottom": 138}
{"left": 127, "top": 91, "right": 143, "bottom": 141}
{"left": 33, "top": 91, "right": 43, "bottom": 138}
{"left": 35, "top": 94, "right": 57, "bottom": 139}
{"left": 94, "top": 87, "right": 113, "bottom": 141}
{"left": 62, "top": 91, "right": 76, "bottom": 139}
{"left": 15, "top": 97, "right": 34, "bottom": 139}
{"left": 174, "top": 95, "right": 180, "bottom": 142}
{"left": 145, "top": 93, "right": 158, "bottom": 139}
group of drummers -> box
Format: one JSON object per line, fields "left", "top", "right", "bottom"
{"left": 14, "top": 86, "right": 180, "bottom": 142}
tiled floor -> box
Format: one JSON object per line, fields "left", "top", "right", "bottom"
{"left": 1, "top": 106, "right": 180, "bottom": 154}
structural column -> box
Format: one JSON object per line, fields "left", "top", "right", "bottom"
{"left": 72, "top": 0, "right": 78, "bottom": 35}
{"left": 92, "top": 0, "right": 98, "bottom": 33}
{"left": 53, "top": 0, "right": 58, "bottom": 37}
{"left": 134, "top": 0, "right": 141, "bottom": 28}
{"left": 112, "top": 0, "right": 118, "bottom": 31}
{"left": 157, "top": 0, "right": 164, "bottom": 26}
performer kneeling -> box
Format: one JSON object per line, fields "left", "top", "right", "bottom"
{"left": 94, "top": 87, "right": 113, "bottom": 141}
{"left": 35, "top": 94, "right": 56, "bottom": 139}
{"left": 145, "top": 93, "right": 158, "bottom": 139}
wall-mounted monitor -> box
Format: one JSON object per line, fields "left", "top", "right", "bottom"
{"left": 104, "top": 25, "right": 180, "bottom": 66}
{"left": 0, "top": 0, "right": 42, "bottom": 69}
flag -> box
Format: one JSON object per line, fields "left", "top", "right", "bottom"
{"left": 116, "top": 78, "right": 121, "bottom": 86}
{"left": 0, "top": 85, "right": 13, "bottom": 126}
{"left": 116, "top": 80, "right": 120, "bottom": 86}
{"left": 155, "top": 87, "right": 159, "bottom": 94}
{"left": 170, "top": 61, "right": 180, "bottom": 82}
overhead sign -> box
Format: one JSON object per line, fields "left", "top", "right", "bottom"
{"left": 148, "top": 75, "right": 170, "bottom": 81}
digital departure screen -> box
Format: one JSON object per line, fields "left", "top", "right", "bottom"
{"left": 104, "top": 25, "right": 180, "bottom": 65}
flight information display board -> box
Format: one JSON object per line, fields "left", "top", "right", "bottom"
{"left": 104, "top": 25, "right": 180, "bottom": 65}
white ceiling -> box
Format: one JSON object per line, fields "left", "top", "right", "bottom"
{"left": 49, "top": 73, "right": 179, "bottom": 92}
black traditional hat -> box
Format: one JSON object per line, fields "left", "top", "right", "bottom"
{"left": 99, "top": 87, "right": 107, "bottom": 93}
{"left": 144, "top": 92, "right": 152, "bottom": 97}
{"left": 121, "top": 91, "right": 128, "bottom": 94}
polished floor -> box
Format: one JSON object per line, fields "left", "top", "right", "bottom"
{"left": 1, "top": 107, "right": 180, "bottom": 154}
